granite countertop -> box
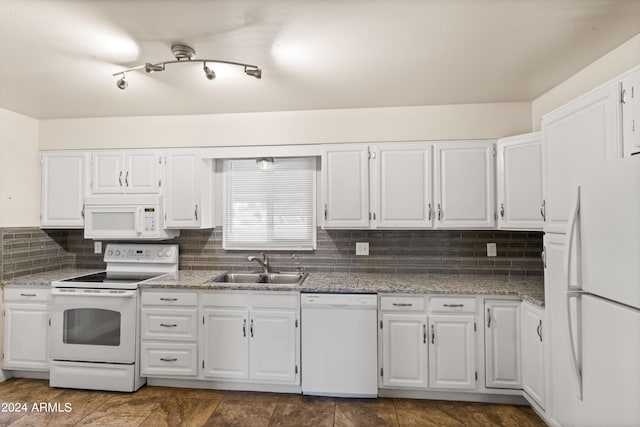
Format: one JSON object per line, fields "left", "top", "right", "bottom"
{"left": 142, "top": 271, "right": 544, "bottom": 306}
{"left": 1, "top": 269, "right": 104, "bottom": 287}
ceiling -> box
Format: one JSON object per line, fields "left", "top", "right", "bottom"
{"left": 1, "top": 0, "right": 639, "bottom": 120}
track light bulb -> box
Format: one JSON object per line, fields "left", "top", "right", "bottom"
{"left": 116, "top": 75, "right": 127, "bottom": 90}
{"left": 144, "top": 62, "right": 164, "bottom": 73}
{"left": 203, "top": 63, "right": 216, "bottom": 80}
{"left": 245, "top": 67, "right": 262, "bottom": 79}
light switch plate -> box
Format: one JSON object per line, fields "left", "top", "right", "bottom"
{"left": 486, "top": 243, "right": 497, "bottom": 257}
{"left": 94, "top": 241, "right": 102, "bottom": 254}
{"left": 356, "top": 242, "right": 369, "bottom": 256}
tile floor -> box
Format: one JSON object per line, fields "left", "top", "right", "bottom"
{"left": 0, "top": 378, "right": 546, "bottom": 426}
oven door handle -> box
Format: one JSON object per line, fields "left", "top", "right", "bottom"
{"left": 51, "top": 289, "right": 137, "bottom": 298}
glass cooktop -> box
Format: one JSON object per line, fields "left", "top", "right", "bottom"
{"left": 61, "top": 272, "right": 161, "bottom": 284}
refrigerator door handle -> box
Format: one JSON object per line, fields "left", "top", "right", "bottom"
{"left": 566, "top": 291, "right": 583, "bottom": 401}
{"left": 565, "top": 186, "right": 581, "bottom": 291}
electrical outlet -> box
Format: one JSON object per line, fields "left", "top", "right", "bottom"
{"left": 356, "top": 242, "right": 369, "bottom": 256}
{"left": 487, "top": 243, "right": 497, "bottom": 257}
{"left": 94, "top": 241, "right": 102, "bottom": 254}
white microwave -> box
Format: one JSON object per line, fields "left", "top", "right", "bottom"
{"left": 84, "top": 195, "right": 179, "bottom": 240}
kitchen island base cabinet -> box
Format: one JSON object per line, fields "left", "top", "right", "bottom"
{"left": 3, "top": 288, "right": 50, "bottom": 371}
{"left": 201, "top": 291, "right": 299, "bottom": 385}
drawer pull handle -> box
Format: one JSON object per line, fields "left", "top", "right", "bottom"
{"left": 160, "top": 298, "right": 178, "bottom": 302}
{"left": 392, "top": 303, "right": 413, "bottom": 307}
{"left": 443, "top": 304, "right": 464, "bottom": 308}
{"left": 160, "top": 323, "right": 177, "bottom": 328}
{"left": 20, "top": 293, "right": 37, "bottom": 297}
{"left": 160, "top": 358, "right": 178, "bottom": 362}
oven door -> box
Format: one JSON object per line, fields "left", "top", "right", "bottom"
{"left": 50, "top": 288, "right": 138, "bottom": 364}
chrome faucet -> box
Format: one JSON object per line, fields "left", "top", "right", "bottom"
{"left": 248, "top": 253, "right": 270, "bottom": 274}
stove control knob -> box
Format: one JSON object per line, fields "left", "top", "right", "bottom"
{"left": 157, "top": 250, "right": 164, "bottom": 257}
{"left": 165, "top": 249, "right": 172, "bottom": 257}
{"left": 115, "top": 250, "right": 121, "bottom": 256}
{"left": 107, "top": 250, "right": 113, "bottom": 256}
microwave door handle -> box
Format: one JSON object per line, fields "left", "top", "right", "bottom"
{"left": 136, "top": 207, "right": 143, "bottom": 234}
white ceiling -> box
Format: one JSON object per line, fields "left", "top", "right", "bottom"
{"left": 1, "top": 0, "right": 639, "bottom": 120}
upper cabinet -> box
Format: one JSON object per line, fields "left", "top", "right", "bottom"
{"left": 91, "top": 149, "right": 162, "bottom": 194}
{"left": 542, "top": 83, "right": 619, "bottom": 234}
{"left": 41, "top": 151, "right": 89, "bottom": 228}
{"left": 322, "top": 140, "right": 494, "bottom": 230}
{"left": 620, "top": 68, "right": 640, "bottom": 157}
{"left": 321, "top": 144, "right": 370, "bottom": 228}
{"left": 164, "top": 149, "right": 215, "bottom": 229}
{"left": 434, "top": 141, "right": 495, "bottom": 229}
{"left": 496, "top": 133, "right": 543, "bottom": 230}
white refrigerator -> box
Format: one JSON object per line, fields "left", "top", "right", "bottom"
{"left": 557, "top": 156, "right": 640, "bottom": 427}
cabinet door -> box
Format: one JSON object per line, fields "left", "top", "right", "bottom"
{"left": 91, "top": 151, "right": 124, "bottom": 194}
{"left": 620, "top": 69, "right": 640, "bottom": 157}
{"left": 542, "top": 83, "right": 619, "bottom": 234}
{"left": 522, "top": 302, "right": 545, "bottom": 408}
{"left": 374, "top": 143, "right": 433, "bottom": 229}
{"left": 249, "top": 310, "right": 298, "bottom": 383}
{"left": 484, "top": 300, "right": 521, "bottom": 389}
{"left": 381, "top": 313, "right": 428, "bottom": 389}
{"left": 322, "top": 144, "right": 370, "bottom": 228}
{"left": 40, "top": 151, "right": 88, "bottom": 228}
{"left": 202, "top": 308, "right": 249, "bottom": 380}
{"left": 125, "top": 150, "right": 161, "bottom": 194}
{"left": 434, "top": 141, "right": 495, "bottom": 229}
{"left": 164, "top": 150, "right": 201, "bottom": 228}
{"left": 496, "top": 133, "right": 543, "bottom": 230}
{"left": 3, "top": 304, "right": 49, "bottom": 370}
{"left": 428, "top": 315, "right": 476, "bottom": 389}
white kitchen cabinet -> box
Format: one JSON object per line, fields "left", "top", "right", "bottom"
{"left": 620, "top": 68, "right": 640, "bottom": 157}
{"left": 201, "top": 291, "right": 299, "bottom": 385}
{"left": 433, "top": 141, "right": 495, "bottom": 229}
{"left": 91, "top": 149, "right": 162, "bottom": 194}
{"left": 40, "top": 151, "right": 89, "bottom": 228}
{"left": 164, "top": 149, "right": 215, "bottom": 229}
{"left": 140, "top": 290, "right": 199, "bottom": 377}
{"left": 373, "top": 143, "right": 434, "bottom": 229}
{"left": 521, "top": 301, "right": 545, "bottom": 409}
{"left": 202, "top": 308, "right": 249, "bottom": 380}
{"left": 428, "top": 315, "right": 476, "bottom": 390}
{"left": 321, "top": 144, "right": 370, "bottom": 228}
{"left": 380, "top": 312, "right": 428, "bottom": 389}
{"left": 248, "top": 310, "right": 298, "bottom": 383}
{"left": 542, "top": 83, "right": 619, "bottom": 234}
{"left": 496, "top": 133, "right": 543, "bottom": 230}
{"left": 484, "top": 299, "right": 521, "bottom": 389}
{"left": 3, "top": 288, "right": 50, "bottom": 371}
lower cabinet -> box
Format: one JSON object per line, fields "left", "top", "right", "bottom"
{"left": 201, "top": 291, "right": 300, "bottom": 385}
{"left": 521, "top": 301, "right": 545, "bottom": 408}
{"left": 484, "top": 299, "right": 521, "bottom": 389}
{"left": 3, "top": 288, "right": 51, "bottom": 371}
{"left": 428, "top": 314, "right": 477, "bottom": 390}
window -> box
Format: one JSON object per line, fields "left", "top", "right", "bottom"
{"left": 223, "top": 157, "right": 316, "bottom": 250}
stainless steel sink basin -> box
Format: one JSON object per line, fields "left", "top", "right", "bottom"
{"left": 211, "top": 272, "right": 307, "bottom": 286}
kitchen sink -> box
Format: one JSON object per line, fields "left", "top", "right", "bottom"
{"left": 211, "top": 272, "right": 307, "bottom": 286}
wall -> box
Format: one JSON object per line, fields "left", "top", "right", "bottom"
{"left": 532, "top": 32, "right": 640, "bottom": 130}
{"left": 0, "top": 108, "right": 40, "bottom": 227}
{"left": 39, "top": 102, "right": 532, "bottom": 150}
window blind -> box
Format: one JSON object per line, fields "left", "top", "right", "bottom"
{"left": 223, "top": 157, "right": 317, "bottom": 250}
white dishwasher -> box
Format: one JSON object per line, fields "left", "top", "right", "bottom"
{"left": 301, "top": 293, "right": 378, "bottom": 397}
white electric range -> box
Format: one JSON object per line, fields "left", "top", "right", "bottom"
{"left": 49, "top": 243, "right": 178, "bottom": 392}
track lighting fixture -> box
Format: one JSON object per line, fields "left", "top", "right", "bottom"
{"left": 113, "top": 44, "right": 261, "bottom": 89}
{"left": 116, "top": 74, "right": 127, "bottom": 90}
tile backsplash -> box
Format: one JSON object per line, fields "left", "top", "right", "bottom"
{"left": 1, "top": 227, "right": 543, "bottom": 280}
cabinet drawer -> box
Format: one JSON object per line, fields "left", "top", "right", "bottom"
{"left": 380, "top": 295, "right": 426, "bottom": 311}
{"left": 200, "top": 291, "right": 249, "bottom": 307}
{"left": 141, "top": 342, "right": 198, "bottom": 377}
{"left": 250, "top": 292, "right": 298, "bottom": 309}
{"left": 430, "top": 297, "right": 476, "bottom": 313}
{"left": 141, "top": 308, "right": 198, "bottom": 341}
{"left": 141, "top": 291, "right": 197, "bottom": 307}
{"left": 4, "top": 288, "right": 51, "bottom": 302}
